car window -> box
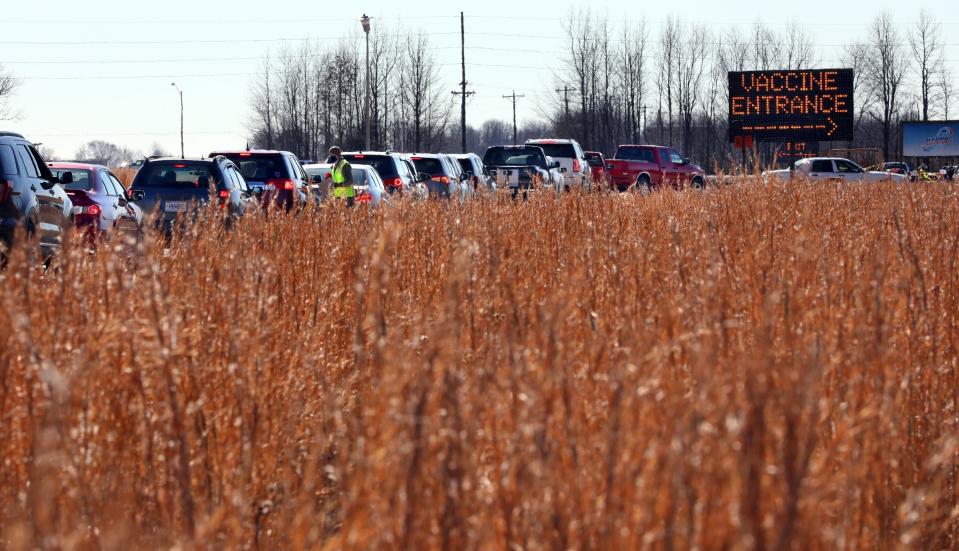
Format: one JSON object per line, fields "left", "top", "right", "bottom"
{"left": 0, "top": 145, "right": 18, "bottom": 176}
{"left": 220, "top": 154, "right": 284, "bottom": 181}
{"left": 396, "top": 159, "right": 410, "bottom": 180}
{"left": 233, "top": 166, "right": 249, "bottom": 191}
{"left": 532, "top": 143, "right": 576, "bottom": 159}
{"left": 616, "top": 148, "right": 655, "bottom": 162}
{"left": 343, "top": 155, "right": 400, "bottom": 180}
{"left": 100, "top": 171, "right": 118, "bottom": 196}
{"left": 107, "top": 173, "right": 126, "bottom": 196}
{"left": 810, "top": 160, "right": 834, "bottom": 173}
{"left": 669, "top": 150, "right": 684, "bottom": 164}
{"left": 16, "top": 145, "right": 40, "bottom": 178}
{"left": 287, "top": 155, "right": 307, "bottom": 182}
{"left": 137, "top": 163, "right": 215, "bottom": 188}
{"left": 835, "top": 160, "right": 863, "bottom": 173}
{"left": 411, "top": 157, "right": 447, "bottom": 177}
{"left": 51, "top": 169, "right": 94, "bottom": 191}
{"left": 27, "top": 146, "right": 55, "bottom": 180}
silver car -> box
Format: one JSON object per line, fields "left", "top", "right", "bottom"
{"left": 303, "top": 163, "right": 388, "bottom": 206}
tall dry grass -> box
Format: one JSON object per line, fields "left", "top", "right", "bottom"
{"left": 2, "top": 181, "right": 959, "bottom": 549}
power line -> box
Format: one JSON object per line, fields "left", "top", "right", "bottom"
{"left": 503, "top": 91, "right": 526, "bottom": 145}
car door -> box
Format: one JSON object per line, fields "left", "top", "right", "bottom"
{"left": 663, "top": 149, "right": 686, "bottom": 187}
{"left": 835, "top": 159, "right": 865, "bottom": 182}
{"left": 808, "top": 159, "right": 838, "bottom": 181}
{"left": 106, "top": 171, "right": 139, "bottom": 228}
{"left": 15, "top": 143, "right": 64, "bottom": 248}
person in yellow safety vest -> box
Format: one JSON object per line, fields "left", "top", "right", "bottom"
{"left": 327, "top": 146, "right": 355, "bottom": 206}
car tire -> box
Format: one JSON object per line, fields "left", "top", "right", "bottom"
{"left": 636, "top": 175, "right": 651, "bottom": 195}
{"left": 690, "top": 177, "right": 705, "bottom": 190}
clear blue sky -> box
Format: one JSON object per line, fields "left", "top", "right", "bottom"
{"left": 3, "top": 0, "right": 956, "bottom": 159}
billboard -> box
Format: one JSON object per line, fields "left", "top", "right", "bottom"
{"left": 902, "top": 121, "right": 959, "bottom": 157}
{"left": 728, "top": 69, "right": 854, "bottom": 142}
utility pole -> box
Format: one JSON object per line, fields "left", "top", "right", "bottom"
{"left": 170, "top": 82, "right": 184, "bottom": 157}
{"left": 555, "top": 85, "right": 576, "bottom": 125}
{"left": 451, "top": 12, "right": 474, "bottom": 153}
{"left": 503, "top": 90, "right": 525, "bottom": 145}
{"left": 360, "top": 14, "right": 372, "bottom": 151}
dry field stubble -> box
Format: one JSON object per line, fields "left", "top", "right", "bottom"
{"left": 2, "top": 180, "right": 959, "bottom": 549}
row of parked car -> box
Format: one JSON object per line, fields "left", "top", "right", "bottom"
{"left": 1, "top": 126, "right": 720, "bottom": 259}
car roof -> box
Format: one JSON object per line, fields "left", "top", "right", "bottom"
{"left": 210, "top": 150, "right": 290, "bottom": 156}
{"left": 342, "top": 151, "right": 400, "bottom": 156}
{"left": 147, "top": 157, "right": 218, "bottom": 164}
{"left": 47, "top": 161, "right": 105, "bottom": 171}
{"left": 0, "top": 131, "right": 26, "bottom": 140}
{"left": 526, "top": 138, "right": 578, "bottom": 144}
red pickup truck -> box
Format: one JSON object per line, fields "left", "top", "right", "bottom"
{"left": 606, "top": 145, "right": 706, "bottom": 192}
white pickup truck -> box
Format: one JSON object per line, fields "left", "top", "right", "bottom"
{"left": 482, "top": 145, "right": 565, "bottom": 195}
{"left": 764, "top": 157, "right": 908, "bottom": 183}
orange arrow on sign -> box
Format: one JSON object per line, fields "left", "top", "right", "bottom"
{"left": 826, "top": 117, "right": 837, "bottom": 137}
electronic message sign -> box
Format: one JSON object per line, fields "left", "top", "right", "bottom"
{"left": 729, "top": 69, "right": 854, "bottom": 142}
{"left": 902, "top": 121, "right": 959, "bottom": 157}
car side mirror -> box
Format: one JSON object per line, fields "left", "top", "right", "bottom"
{"left": 682, "top": 157, "right": 690, "bottom": 165}
{"left": 129, "top": 188, "right": 146, "bottom": 201}
{"left": 61, "top": 171, "right": 74, "bottom": 185}
{"left": 311, "top": 174, "right": 324, "bottom": 183}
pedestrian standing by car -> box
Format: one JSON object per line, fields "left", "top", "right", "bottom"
{"left": 327, "top": 146, "right": 355, "bottom": 207}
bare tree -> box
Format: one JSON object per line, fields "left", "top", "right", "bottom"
{"left": 402, "top": 34, "right": 451, "bottom": 151}
{"left": 865, "top": 13, "right": 908, "bottom": 160}
{"left": 0, "top": 65, "right": 20, "bottom": 121}
{"left": 564, "top": 9, "right": 599, "bottom": 147}
{"left": 656, "top": 17, "right": 681, "bottom": 146}
{"left": 75, "top": 140, "right": 140, "bottom": 166}
{"left": 937, "top": 55, "right": 954, "bottom": 119}
{"left": 674, "top": 23, "right": 709, "bottom": 155}
{"left": 909, "top": 10, "right": 943, "bottom": 120}
{"left": 621, "top": 20, "right": 649, "bottom": 145}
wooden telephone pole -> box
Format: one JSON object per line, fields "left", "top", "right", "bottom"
{"left": 451, "top": 12, "right": 475, "bottom": 153}
{"left": 503, "top": 90, "right": 525, "bottom": 145}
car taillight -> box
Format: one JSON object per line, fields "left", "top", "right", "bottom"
{"left": 389, "top": 177, "right": 402, "bottom": 188}
{"left": 87, "top": 204, "right": 101, "bottom": 217}
{"left": 218, "top": 189, "right": 230, "bottom": 199}
{"left": 431, "top": 176, "right": 450, "bottom": 185}
{"left": 573, "top": 159, "right": 581, "bottom": 172}
{"left": 0, "top": 180, "right": 12, "bottom": 203}
{"left": 267, "top": 178, "right": 297, "bottom": 191}
{"left": 357, "top": 193, "right": 372, "bottom": 204}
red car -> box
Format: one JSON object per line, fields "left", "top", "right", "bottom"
{"left": 605, "top": 145, "right": 706, "bottom": 192}
{"left": 584, "top": 151, "right": 608, "bottom": 188}
{"left": 46, "top": 162, "right": 143, "bottom": 238}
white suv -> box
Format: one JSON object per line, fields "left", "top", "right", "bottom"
{"left": 525, "top": 139, "right": 591, "bottom": 190}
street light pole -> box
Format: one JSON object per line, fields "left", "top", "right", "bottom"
{"left": 171, "top": 82, "right": 184, "bottom": 157}
{"left": 360, "top": 14, "right": 372, "bottom": 151}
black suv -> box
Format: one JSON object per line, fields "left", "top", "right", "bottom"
{"left": 208, "top": 150, "right": 308, "bottom": 210}
{"left": 127, "top": 157, "right": 257, "bottom": 229}
{"left": 342, "top": 151, "right": 420, "bottom": 194}
{"left": 0, "top": 132, "right": 72, "bottom": 257}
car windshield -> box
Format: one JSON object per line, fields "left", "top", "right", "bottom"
{"left": 615, "top": 147, "right": 656, "bottom": 162}
{"left": 585, "top": 155, "right": 603, "bottom": 167}
{"left": 51, "top": 169, "right": 94, "bottom": 191}
{"left": 137, "top": 163, "right": 216, "bottom": 188}
{"left": 411, "top": 158, "right": 446, "bottom": 177}
{"left": 219, "top": 154, "right": 286, "bottom": 182}
{"left": 343, "top": 155, "right": 398, "bottom": 179}
{"left": 483, "top": 147, "right": 546, "bottom": 167}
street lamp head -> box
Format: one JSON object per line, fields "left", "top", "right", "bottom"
{"left": 360, "top": 14, "right": 371, "bottom": 34}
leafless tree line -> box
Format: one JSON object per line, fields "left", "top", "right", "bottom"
{"left": 247, "top": 27, "right": 454, "bottom": 160}
{"left": 552, "top": 10, "right": 956, "bottom": 169}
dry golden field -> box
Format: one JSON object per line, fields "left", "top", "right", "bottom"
{"left": 2, "top": 181, "right": 959, "bottom": 549}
